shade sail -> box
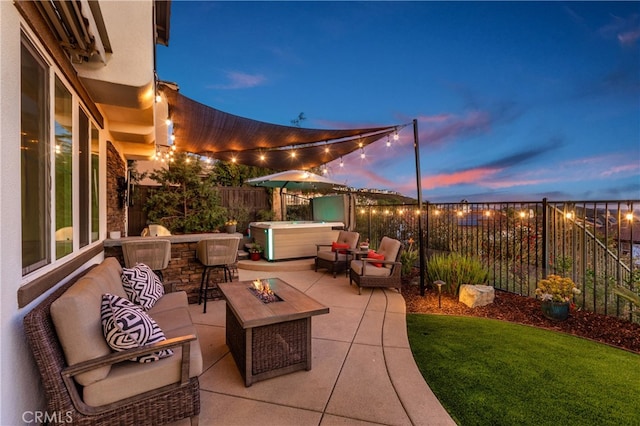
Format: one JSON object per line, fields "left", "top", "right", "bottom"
{"left": 160, "top": 84, "right": 401, "bottom": 170}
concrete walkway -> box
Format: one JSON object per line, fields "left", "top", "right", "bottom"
{"left": 176, "top": 259, "right": 456, "bottom": 425}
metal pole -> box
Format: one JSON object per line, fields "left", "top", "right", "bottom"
{"left": 542, "top": 197, "right": 548, "bottom": 278}
{"left": 413, "top": 119, "right": 426, "bottom": 296}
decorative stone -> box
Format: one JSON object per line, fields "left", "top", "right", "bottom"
{"left": 459, "top": 284, "right": 495, "bottom": 308}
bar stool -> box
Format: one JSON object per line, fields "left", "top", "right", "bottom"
{"left": 121, "top": 239, "right": 172, "bottom": 282}
{"left": 197, "top": 237, "right": 240, "bottom": 313}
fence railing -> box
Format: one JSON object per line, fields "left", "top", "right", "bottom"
{"left": 347, "top": 199, "right": 639, "bottom": 323}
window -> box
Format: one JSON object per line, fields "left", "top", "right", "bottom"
{"left": 54, "top": 76, "right": 73, "bottom": 258}
{"left": 91, "top": 123, "right": 100, "bottom": 242}
{"left": 21, "top": 38, "right": 50, "bottom": 275}
{"left": 21, "top": 34, "right": 101, "bottom": 277}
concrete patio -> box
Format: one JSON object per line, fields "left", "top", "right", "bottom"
{"left": 174, "top": 259, "right": 455, "bottom": 425}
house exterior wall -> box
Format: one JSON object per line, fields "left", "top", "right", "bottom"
{"left": 0, "top": 2, "right": 157, "bottom": 424}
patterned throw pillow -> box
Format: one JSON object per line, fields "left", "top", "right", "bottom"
{"left": 121, "top": 263, "right": 164, "bottom": 310}
{"left": 100, "top": 293, "right": 173, "bottom": 363}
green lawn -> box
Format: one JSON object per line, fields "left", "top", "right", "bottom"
{"left": 407, "top": 314, "right": 640, "bottom": 426}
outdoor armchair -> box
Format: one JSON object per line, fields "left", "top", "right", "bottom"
{"left": 315, "top": 230, "right": 360, "bottom": 278}
{"left": 349, "top": 236, "right": 403, "bottom": 294}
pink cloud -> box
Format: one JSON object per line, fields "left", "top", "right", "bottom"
{"left": 420, "top": 110, "right": 491, "bottom": 147}
{"left": 417, "top": 113, "right": 454, "bottom": 123}
{"left": 422, "top": 168, "right": 501, "bottom": 190}
{"left": 618, "top": 28, "right": 640, "bottom": 45}
{"left": 600, "top": 163, "right": 640, "bottom": 177}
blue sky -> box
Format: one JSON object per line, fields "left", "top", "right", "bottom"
{"left": 157, "top": 1, "right": 640, "bottom": 202}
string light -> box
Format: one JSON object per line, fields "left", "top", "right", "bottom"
{"left": 360, "top": 149, "right": 365, "bottom": 159}
{"left": 625, "top": 212, "right": 634, "bottom": 221}
{"left": 155, "top": 94, "right": 162, "bottom": 103}
{"left": 339, "top": 157, "right": 344, "bottom": 167}
{"left": 393, "top": 130, "right": 399, "bottom": 141}
{"left": 165, "top": 118, "right": 172, "bottom": 126}
{"left": 386, "top": 135, "right": 391, "bottom": 147}
{"left": 260, "top": 154, "right": 266, "bottom": 161}
{"left": 170, "top": 134, "right": 176, "bottom": 142}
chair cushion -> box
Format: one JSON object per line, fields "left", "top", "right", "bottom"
{"left": 377, "top": 237, "right": 402, "bottom": 269}
{"left": 350, "top": 260, "right": 392, "bottom": 277}
{"left": 336, "top": 231, "right": 359, "bottom": 248}
{"left": 50, "top": 258, "right": 127, "bottom": 386}
{"left": 82, "top": 329, "right": 202, "bottom": 406}
{"left": 100, "top": 293, "right": 173, "bottom": 363}
{"left": 331, "top": 242, "right": 350, "bottom": 254}
{"left": 122, "top": 263, "right": 164, "bottom": 310}
{"left": 367, "top": 250, "right": 385, "bottom": 267}
{"left": 318, "top": 250, "right": 347, "bottom": 262}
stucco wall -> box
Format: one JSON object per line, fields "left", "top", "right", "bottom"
{"left": 0, "top": 3, "right": 43, "bottom": 424}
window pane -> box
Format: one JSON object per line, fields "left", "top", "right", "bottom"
{"left": 79, "top": 110, "right": 89, "bottom": 248}
{"left": 54, "top": 76, "right": 73, "bottom": 259}
{"left": 21, "top": 40, "right": 50, "bottom": 275}
{"left": 91, "top": 124, "right": 100, "bottom": 242}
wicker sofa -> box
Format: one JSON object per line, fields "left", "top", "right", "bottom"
{"left": 23, "top": 257, "right": 201, "bottom": 426}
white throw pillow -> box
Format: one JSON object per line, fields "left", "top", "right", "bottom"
{"left": 100, "top": 293, "right": 173, "bottom": 363}
{"left": 121, "top": 263, "right": 164, "bottom": 310}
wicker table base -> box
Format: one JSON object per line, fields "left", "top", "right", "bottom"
{"left": 219, "top": 278, "right": 329, "bottom": 386}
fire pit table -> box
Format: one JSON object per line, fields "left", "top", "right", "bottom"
{"left": 218, "top": 278, "right": 329, "bottom": 386}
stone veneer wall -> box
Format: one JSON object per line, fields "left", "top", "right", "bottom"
{"left": 107, "top": 141, "right": 126, "bottom": 236}
{"left": 104, "top": 242, "right": 234, "bottom": 303}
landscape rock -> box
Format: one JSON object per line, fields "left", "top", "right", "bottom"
{"left": 459, "top": 284, "right": 495, "bottom": 308}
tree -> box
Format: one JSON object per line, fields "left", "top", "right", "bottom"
{"left": 144, "top": 153, "right": 226, "bottom": 233}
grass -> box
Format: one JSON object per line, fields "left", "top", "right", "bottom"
{"left": 407, "top": 314, "right": 640, "bottom": 426}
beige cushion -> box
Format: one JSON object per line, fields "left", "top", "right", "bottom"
{"left": 335, "top": 231, "right": 359, "bottom": 248}
{"left": 148, "top": 291, "right": 188, "bottom": 315}
{"left": 84, "top": 291, "right": 202, "bottom": 406}
{"left": 83, "top": 332, "right": 202, "bottom": 406}
{"left": 350, "top": 260, "right": 392, "bottom": 277}
{"left": 377, "top": 237, "right": 401, "bottom": 269}
{"left": 51, "top": 258, "right": 128, "bottom": 386}
{"left": 317, "top": 250, "right": 347, "bottom": 262}
{"left": 84, "top": 257, "right": 127, "bottom": 296}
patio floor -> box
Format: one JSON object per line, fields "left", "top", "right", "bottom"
{"left": 173, "top": 259, "right": 455, "bottom": 425}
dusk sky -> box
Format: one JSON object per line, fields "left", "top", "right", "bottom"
{"left": 157, "top": 1, "right": 640, "bottom": 202}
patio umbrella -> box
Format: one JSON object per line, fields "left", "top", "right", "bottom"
{"left": 245, "top": 170, "right": 346, "bottom": 191}
{"left": 246, "top": 170, "right": 347, "bottom": 219}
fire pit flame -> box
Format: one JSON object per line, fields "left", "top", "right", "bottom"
{"left": 249, "top": 279, "right": 279, "bottom": 303}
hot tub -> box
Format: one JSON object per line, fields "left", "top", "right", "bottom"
{"left": 250, "top": 221, "right": 344, "bottom": 261}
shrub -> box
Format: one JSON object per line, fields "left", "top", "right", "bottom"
{"left": 426, "top": 252, "right": 489, "bottom": 295}
{"left": 400, "top": 238, "right": 418, "bottom": 277}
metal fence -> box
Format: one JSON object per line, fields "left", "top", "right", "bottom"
{"left": 348, "top": 199, "right": 639, "bottom": 323}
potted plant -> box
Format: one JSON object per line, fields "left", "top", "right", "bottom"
{"left": 224, "top": 219, "right": 237, "bottom": 234}
{"left": 248, "top": 243, "right": 263, "bottom": 261}
{"left": 535, "top": 274, "right": 580, "bottom": 321}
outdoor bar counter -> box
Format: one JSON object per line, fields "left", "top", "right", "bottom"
{"left": 104, "top": 233, "right": 243, "bottom": 303}
{"left": 250, "top": 221, "right": 344, "bottom": 261}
